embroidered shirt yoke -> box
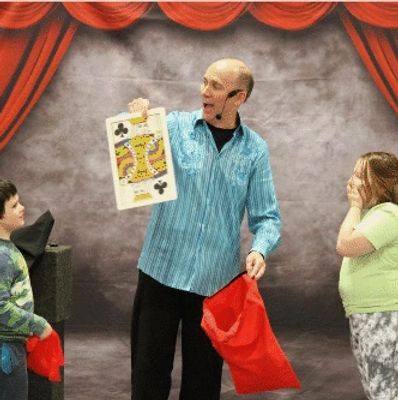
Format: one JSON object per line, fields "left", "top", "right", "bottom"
{"left": 138, "top": 110, "right": 281, "bottom": 296}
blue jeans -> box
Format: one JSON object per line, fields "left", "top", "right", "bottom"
{"left": 0, "top": 342, "right": 27, "bottom": 400}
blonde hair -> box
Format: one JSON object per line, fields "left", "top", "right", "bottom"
{"left": 237, "top": 64, "right": 254, "bottom": 101}
{"left": 359, "top": 152, "right": 398, "bottom": 205}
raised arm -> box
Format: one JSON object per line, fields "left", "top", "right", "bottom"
{"left": 336, "top": 177, "right": 375, "bottom": 257}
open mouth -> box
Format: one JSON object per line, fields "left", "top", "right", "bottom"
{"left": 203, "top": 103, "right": 214, "bottom": 111}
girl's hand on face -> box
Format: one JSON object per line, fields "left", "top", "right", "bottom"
{"left": 347, "top": 176, "right": 364, "bottom": 209}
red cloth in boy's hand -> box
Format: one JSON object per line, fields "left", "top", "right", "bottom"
{"left": 26, "top": 330, "right": 64, "bottom": 382}
{"left": 201, "top": 273, "right": 301, "bottom": 394}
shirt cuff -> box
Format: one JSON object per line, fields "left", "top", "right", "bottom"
{"left": 30, "top": 315, "right": 48, "bottom": 336}
{"left": 249, "top": 249, "right": 265, "bottom": 260}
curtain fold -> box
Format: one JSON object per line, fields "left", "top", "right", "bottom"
{"left": 339, "top": 8, "right": 398, "bottom": 115}
{"left": 0, "top": 2, "right": 57, "bottom": 29}
{"left": 344, "top": 3, "right": 398, "bottom": 29}
{"left": 158, "top": 2, "right": 250, "bottom": 31}
{"left": 62, "top": 2, "right": 152, "bottom": 30}
{"left": 0, "top": 12, "right": 78, "bottom": 151}
{"left": 1, "top": 2, "right": 398, "bottom": 151}
{"left": 249, "top": 2, "right": 337, "bottom": 31}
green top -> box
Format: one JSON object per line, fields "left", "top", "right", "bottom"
{"left": 0, "top": 239, "right": 47, "bottom": 342}
{"left": 339, "top": 202, "right": 398, "bottom": 316}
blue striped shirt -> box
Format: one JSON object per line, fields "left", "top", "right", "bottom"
{"left": 138, "top": 110, "right": 281, "bottom": 296}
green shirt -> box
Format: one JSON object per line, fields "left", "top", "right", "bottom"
{"left": 339, "top": 202, "right": 398, "bottom": 316}
{"left": 0, "top": 239, "right": 47, "bottom": 342}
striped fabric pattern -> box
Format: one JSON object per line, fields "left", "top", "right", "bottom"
{"left": 138, "top": 110, "right": 281, "bottom": 296}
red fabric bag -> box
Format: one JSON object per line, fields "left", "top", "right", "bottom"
{"left": 26, "top": 330, "right": 64, "bottom": 382}
{"left": 201, "top": 273, "right": 301, "bottom": 394}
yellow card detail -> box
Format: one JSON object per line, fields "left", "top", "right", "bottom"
{"left": 129, "top": 116, "right": 146, "bottom": 124}
{"left": 134, "top": 193, "right": 152, "bottom": 201}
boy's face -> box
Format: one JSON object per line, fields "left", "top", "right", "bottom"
{"left": 0, "top": 194, "right": 25, "bottom": 234}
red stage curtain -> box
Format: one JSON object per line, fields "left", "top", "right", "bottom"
{"left": 0, "top": 2, "right": 56, "bottom": 29}
{"left": 249, "top": 2, "right": 337, "bottom": 31}
{"left": 62, "top": 2, "right": 152, "bottom": 30}
{"left": 344, "top": 3, "right": 398, "bottom": 29}
{"left": 1, "top": 2, "right": 398, "bottom": 151}
{"left": 339, "top": 8, "right": 398, "bottom": 115}
{"left": 158, "top": 2, "right": 249, "bottom": 31}
{"left": 0, "top": 12, "right": 78, "bottom": 151}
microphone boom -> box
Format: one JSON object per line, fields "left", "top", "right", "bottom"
{"left": 215, "top": 90, "right": 239, "bottom": 120}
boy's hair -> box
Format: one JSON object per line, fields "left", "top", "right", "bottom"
{"left": 359, "top": 152, "right": 398, "bottom": 206}
{"left": 0, "top": 179, "right": 17, "bottom": 218}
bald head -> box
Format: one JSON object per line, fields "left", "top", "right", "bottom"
{"left": 208, "top": 59, "right": 254, "bottom": 101}
{"left": 201, "top": 58, "right": 254, "bottom": 127}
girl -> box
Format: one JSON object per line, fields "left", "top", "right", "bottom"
{"left": 337, "top": 152, "right": 398, "bottom": 400}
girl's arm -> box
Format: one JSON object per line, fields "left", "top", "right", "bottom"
{"left": 336, "top": 177, "right": 375, "bottom": 257}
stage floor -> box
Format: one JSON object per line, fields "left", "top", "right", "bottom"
{"left": 64, "top": 325, "right": 366, "bottom": 400}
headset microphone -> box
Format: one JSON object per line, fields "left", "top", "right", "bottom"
{"left": 215, "top": 90, "right": 239, "bottom": 120}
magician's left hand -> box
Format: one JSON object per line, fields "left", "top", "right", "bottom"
{"left": 246, "top": 251, "right": 266, "bottom": 280}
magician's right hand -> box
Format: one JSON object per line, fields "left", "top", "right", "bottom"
{"left": 128, "top": 98, "right": 150, "bottom": 117}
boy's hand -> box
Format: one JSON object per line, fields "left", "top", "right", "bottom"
{"left": 128, "top": 98, "right": 150, "bottom": 117}
{"left": 39, "top": 323, "right": 53, "bottom": 340}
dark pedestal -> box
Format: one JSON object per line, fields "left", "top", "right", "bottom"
{"left": 28, "top": 245, "right": 72, "bottom": 400}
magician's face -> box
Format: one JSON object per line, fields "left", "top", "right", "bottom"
{"left": 200, "top": 61, "right": 245, "bottom": 127}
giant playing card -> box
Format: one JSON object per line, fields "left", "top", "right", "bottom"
{"left": 106, "top": 108, "right": 177, "bottom": 209}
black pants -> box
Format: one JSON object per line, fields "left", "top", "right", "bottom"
{"left": 131, "top": 271, "right": 223, "bottom": 400}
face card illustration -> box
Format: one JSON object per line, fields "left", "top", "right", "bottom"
{"left": 106, "top": 107, "right": 177, "bottom": 210}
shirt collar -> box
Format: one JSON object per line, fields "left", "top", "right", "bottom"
{"left": 193, "top": 109, "right": 244, "bottom": 136}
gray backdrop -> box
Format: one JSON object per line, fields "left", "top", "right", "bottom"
{"left": 1, "top": 7, "right": 397, "bottom": 331}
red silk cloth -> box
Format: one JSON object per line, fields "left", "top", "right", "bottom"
{"left": 0, "top": 2, "right": 398, "bottom": 150}
{"left": 201, "top": 274, "right": 301, "bottom": 394}
{"left": 26, "top": 330, "right": 65, "bottom": 382}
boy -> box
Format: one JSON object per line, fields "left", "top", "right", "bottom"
{"left": 0, "top": 179, "right": 52, "bottom": 400}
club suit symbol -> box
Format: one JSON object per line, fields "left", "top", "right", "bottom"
{"left": 154, "top": 181, "right": 167, "bottom": 195}
{"left": 114, "top": 123, "right": 128, "bottom": 138}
